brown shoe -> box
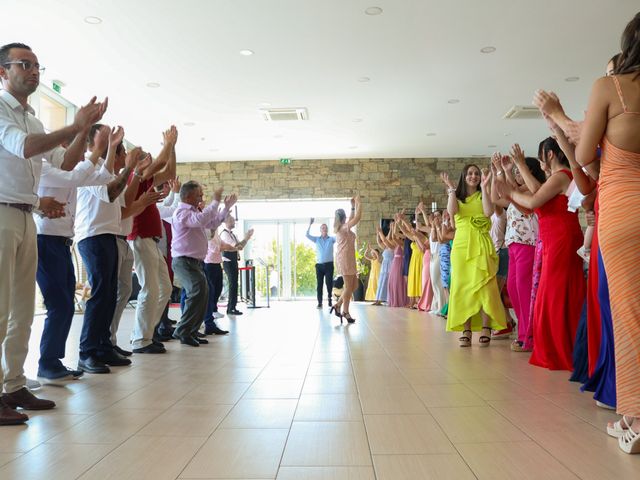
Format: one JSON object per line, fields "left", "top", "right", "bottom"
{"left": 0, "top": 398, "right": 28, "bottom": 425}
{"left": 2, "top": 387, "right": 56, "bottom": 411}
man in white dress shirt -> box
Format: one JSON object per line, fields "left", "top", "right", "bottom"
{"left": 0, "top": 42, "right": 106, "bottom": 425}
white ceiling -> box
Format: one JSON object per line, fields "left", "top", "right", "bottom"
{"left": 4, "top": 0, "right": 637, "bottom": 162}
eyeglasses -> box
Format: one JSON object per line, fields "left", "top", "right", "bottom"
{"left": 2, "top": 60, "right": 45, "bottom": 74}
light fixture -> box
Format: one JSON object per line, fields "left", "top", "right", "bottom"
{"left": 357, "top": 76, "right": 371, "bottom": 83}
{"left": 488, "top": 144, "right": 497, "bottom": 148}
{"left": 503, "top": 132, "right": 511, "bottom": 137}
{"left": 426, "top": 132, "right": 437, "bottom": 137}
{"left": 273, "top": 134, "right": 284, "bottom": 139}
{"left": 353, "top": 118, "right": 363, "bottom": 123}
{"left": 565, "top": 76, "right": 580, "bottom": 82}
{"left": 239, "top": 49, "right": 254, "bottom": 56}
{"left": 365, "top": 7, "right": 383, "bottom": 15}
{"left": 84, "top": 16, "right": 102, "bottom": 24}
{"left": 258, "top": 102, "right": 271, "bottom": 107}
{"left": 200, "top": 137, "right": 206, "bottom": 141}
{"left": 447, "top": 99, "right": 460, "bottom": 104}
{"left": 209, "top": 148, "right": 219, "bottom": 152}
{"left": 480, "top": 46, "right": 496, "bottom": 54}
{"left": 146, "top": 82, "right": 160, "bottom": 88}
{"left": 184, "top": 122, "right": 196, "bottom": 127}
{"left": 348, "top": 145, "right": 358, "bottom": 150}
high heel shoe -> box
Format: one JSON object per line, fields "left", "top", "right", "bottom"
{"left": 343, "top": 313, "right": 356, "bottom": 324}
{"left": 329, "top": 305, "right": 343, "bottom": 324}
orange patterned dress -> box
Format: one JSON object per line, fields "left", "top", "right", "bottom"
{"left": 597, "top": 75, "right": 640, "bottom": 417}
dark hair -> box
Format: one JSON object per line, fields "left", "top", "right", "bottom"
{"left": 179, "top": 180, "right": 200, "bottom": 201}
{"left": 609, "top": 53, "right": 621, "bottom": 72}
{"left": 455, "top": 164, "right": 482, "bottom": 201}
{"left": 0, "top": 43, "right": 31, "bottom": 67}
{"left": 616, "top": 12, "right": 640, "bottom": 79}
{"left": 524, "top": 157, "right": 547, "bottom": 184}
{"left": 540, "top": 136, "right": 569, "bottom": 168}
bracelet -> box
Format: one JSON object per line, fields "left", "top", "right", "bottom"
{"left": 496, "top": 171, "right": 503, "bottom": 176}
{"left": 133, "top": 170, "right": 143, "bottom": 178}
{"left": 447, "top": 188, "right": 456, "bottom": 195}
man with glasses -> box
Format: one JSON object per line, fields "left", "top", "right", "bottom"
{"left": 0, "top": 42, "right": 107, "bottom": 425}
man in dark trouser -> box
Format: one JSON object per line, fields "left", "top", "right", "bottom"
{"left": 220, "top": 214, "right": 253, "bottom": 316}
{"left": 171, "top": 181, "right": 233, "bottom": 346}
{"left": 306, "top": 218, "right": 336, "bottom": 308}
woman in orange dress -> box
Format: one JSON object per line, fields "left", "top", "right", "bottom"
{"left": 331, "top": 196, "right": 362, "bottom": 324}
{"left": 576, "top": 12, "right": 640, "bottom": 454}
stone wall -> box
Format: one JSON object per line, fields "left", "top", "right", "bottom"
{"left": 176, "top": 157, "right": 487, "bottom": 244}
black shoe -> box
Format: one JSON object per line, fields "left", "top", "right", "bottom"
{"left": 152, "top": 340, "right": 165, "bottom": 348}
{"left": 77, "top": 356, "right": 110, "bottom": 374}
{"left": 132, "top": 343, "right": 166, "bottom": 354}
{"left": 317, "top": 303, "right": 322, "bottom": 309}
{"left": 195, "top": 331, "right": 206, "bottom": 338}
{"left": 194, "top": 336, "right": 209, "bottom": 344}
{"left": 344, "top": 313, "right": 356, "bottom": 324}
{"left": 172, "top": 334, "right": 199, "bottom": 347}
{"left": 169, "top": 319, "right": 177, "bottom": 325}
{"left": 227, "top": 309, "right": 243, "bottom": 315}
{"left": 37, "top": 366, "right": 83, "bottom": 383}
{"left": 113, "top": 345, "right": 132, "bottom": 357}
{"left": 97, "top": 350, "right": 132, "bottom": 367}
{"left": 328, "top": 301, "right": 332, "bottom": 307}
{"left": 204, "top": 325, "right": 229, "bottom": 335}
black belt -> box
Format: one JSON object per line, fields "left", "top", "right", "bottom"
{"left": 116, "top": 235, "right": 128, "bottom": 241}
{"left": 0, "top": 202, "right": 34, "bottom": 213}
{"left": 38, "top": 234, "right": 73, "bottom": 246}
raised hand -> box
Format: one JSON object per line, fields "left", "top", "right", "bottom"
{"left": 491, "top": 152, "right": 502, "bottom": 168}
{"left": 440, "top": 172, "right": 455, "bottom": 189}
{"left": 309, "top": 217, "right": 314, "bottom": 225}
{"left": 125, "top": 147, "right": 143, "bottom": 169}
{"left": 139, "top": 188, "right": 165, "bottom": 206}
{"left": 109, "top": 125, "right": 125, "bottom": 146}
{"left": 73, "top": 97, "right": 108, "bottom": 131}
{"left": 224, "top": 193, "right": 238, "bottom": 209}
{"left": 163, "top": 125, "right": 178, "bottom": 146}
{"left": 245, "top": 228, "right": 255, "bottom": 240}
{"left": 39, "top": 197, "right": 66, "bottom": 218}
{"left": 168, "top": 177, "right": 181, "bottom": 193}
{"left": 213, "top": 187, "right": 223, "bottom": 202}
{"left": 533, "top": 89, "right": 564, "bottom": 117}
{"left": 481, "top": 167, "right": 492, "bottom": 188}
{"left": 93, "top": 125, "right": 110, "bottom": 153}
{"left": 564, "top": 120, "right": 583, "bottom": 145}
{"left": 510, "top": 144, "right": 526, "bottom": 166}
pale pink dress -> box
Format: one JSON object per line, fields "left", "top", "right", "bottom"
{"left": 336, "top": 224, "right": 357, "bottom": 276}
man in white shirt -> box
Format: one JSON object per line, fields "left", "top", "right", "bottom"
{"left": 35, "top": 126, "right": 114, "bottom": 383}
{"left": 220, "top": 215, "right": 253, "bottom": 316}
{"left": 0, "top": 42, "right": 106, "bottom": 425}
{"left": 75, "top": 126, "right": 148, "bottom": 374}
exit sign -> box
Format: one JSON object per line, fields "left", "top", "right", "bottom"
{"left": 52, "top": 81, "right": 62, "bottom": 94}
{"left": 280, "top": 158, "right": 291, "bottom": 165}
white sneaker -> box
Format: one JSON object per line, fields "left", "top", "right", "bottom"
{"left": 212, "top": 312, "right": 225, "bottom": 319}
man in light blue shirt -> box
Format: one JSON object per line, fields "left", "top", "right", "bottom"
{"left": 306, "top": 218, "right": 336, "bottom": 308}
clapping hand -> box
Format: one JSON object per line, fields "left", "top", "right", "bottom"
{"left": 163, "top": 126, "right": 178, "bottom": 146}
{"left": 109, "top": 126, "right": 125, "bottom": 147}
{"left": 224, "top": 193, "right": 238, "bottom": 209}
{"left": 125, "top": 147, "right": 143, "bottom": 169}
{"left": 39, "top": 197, "right": 66, "bottom": 218}
{"left": 510, "top": 144, "right": 526, "bottom": 166}
{"left": 168, "top": 177, "right": 181, "bottom": 193}
{"left": 533, "top": 90, "right": 564, "bottom": 118}
{"left": 440, "top": 172, "right": 455, "bottom": 189}
{"left": 481, "top": 167, "right": 492, "bottom": 188}
{"left": 139, "top": 187, "right": 165, "bottom": 206}
{"left": 73, "top": 96, "right": 109, "bottom": 131}
{"left": 245, "top": 228, "right": 255, "bottom": 240}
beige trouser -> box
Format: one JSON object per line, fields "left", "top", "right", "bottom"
{"left": 111, "top": 237, "right": 134, "bottom": 345}
{"left": 0, "top": 205, "right": 37, "bottom": 394}
{"left": 130, "top": 238, "right": 172, "bottom": 349}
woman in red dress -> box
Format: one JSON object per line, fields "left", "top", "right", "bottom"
{"left": 497, "top": 139, "right": 585, "bottom": 370}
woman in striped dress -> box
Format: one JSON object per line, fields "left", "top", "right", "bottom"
{"left": 576, "top": 12, "right": 640, "bottom": 453}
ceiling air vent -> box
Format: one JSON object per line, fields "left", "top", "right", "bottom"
{"left": 503, "top": 105, "right": 542, "bottom": 120}
{"left": 260, "top": 107, "right": 309, "bottom": 121}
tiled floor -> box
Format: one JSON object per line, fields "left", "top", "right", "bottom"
{"left": 1, "top": 301, "right": 639, "bottom": 479}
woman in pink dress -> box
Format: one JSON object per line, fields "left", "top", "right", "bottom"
{"left": 386, "top": 217, "right": 409, "bottom": 308}
{"left": 331, "top": 196, "right": 362, "bottom": 324}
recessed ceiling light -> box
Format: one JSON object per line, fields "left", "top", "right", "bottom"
{"left": 353, "top": 118, "right": 363, "bottom": 123}
{"left": 146, "top": 82, "right": 160, "bottom": 88}
{"left": 209, "top": 148, "right": 219, "bottom": 152}
{"left": 365, "top": 7, "right": 383, "bottom": 15}
{"left": 200, "top": 137, "right": 206, "bottom": 141}
{"left": 447, "top": 99, "right": 460, "bottom": 104}
{"left": 426, "top": 132, "right": 437, "bottom": 137}
{"left": 565, "top": 76, "right": 580, "bottom": 82}
{"left": 488, "top": 144, "right": 497, "bottom": 148}
{"left": 84, "top": 16, "right": 102, "bottom": 24}
{"left": 480, "top": 46, "right": 496, "bottom": 54}
{"left": 239, "top": 49, "right": 254, "bottom": 56}
{"left": 184, "top": 122, "right": 196, "bottom": 127}
{"left": 503, "top": 132, "right": 511, "bottom": 136}
{"left": 273, "top": 134, "right": 284, "bottom": 139}
{"left": 348, "top": 145, "right": 358, "bottom": 150}
{"left": 258, "top": 102, "right": 271, "bottom": 107}
{"left": 357, "top": 76, "right": 371, "bottom": 83}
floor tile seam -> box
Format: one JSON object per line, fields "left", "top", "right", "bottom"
{"left": 274, "top": 317, "right": 325, "bottom": 480}
{"left": 174, "top": 341, "right": 275, "bottom": 480}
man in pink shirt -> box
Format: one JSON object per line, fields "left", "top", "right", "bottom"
{"left": 171, "top": 181, "right": 236, "bottom": 346}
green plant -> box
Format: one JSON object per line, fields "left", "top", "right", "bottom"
{"left": 355, "top": 242, "right": 370, "bottom": 280}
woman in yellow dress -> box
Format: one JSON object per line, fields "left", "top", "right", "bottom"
{"left": 364, "top": 246, "right": 381, "bottom": 302}
{"left": 440, "top": 165, "right": 506, "bottom": 346}
{"left": 396, "top": 210, "right": 428, "bottom": 308}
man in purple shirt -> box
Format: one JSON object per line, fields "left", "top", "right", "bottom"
{"left": 171, "top": 181, "right": 236, "bottom": 346}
